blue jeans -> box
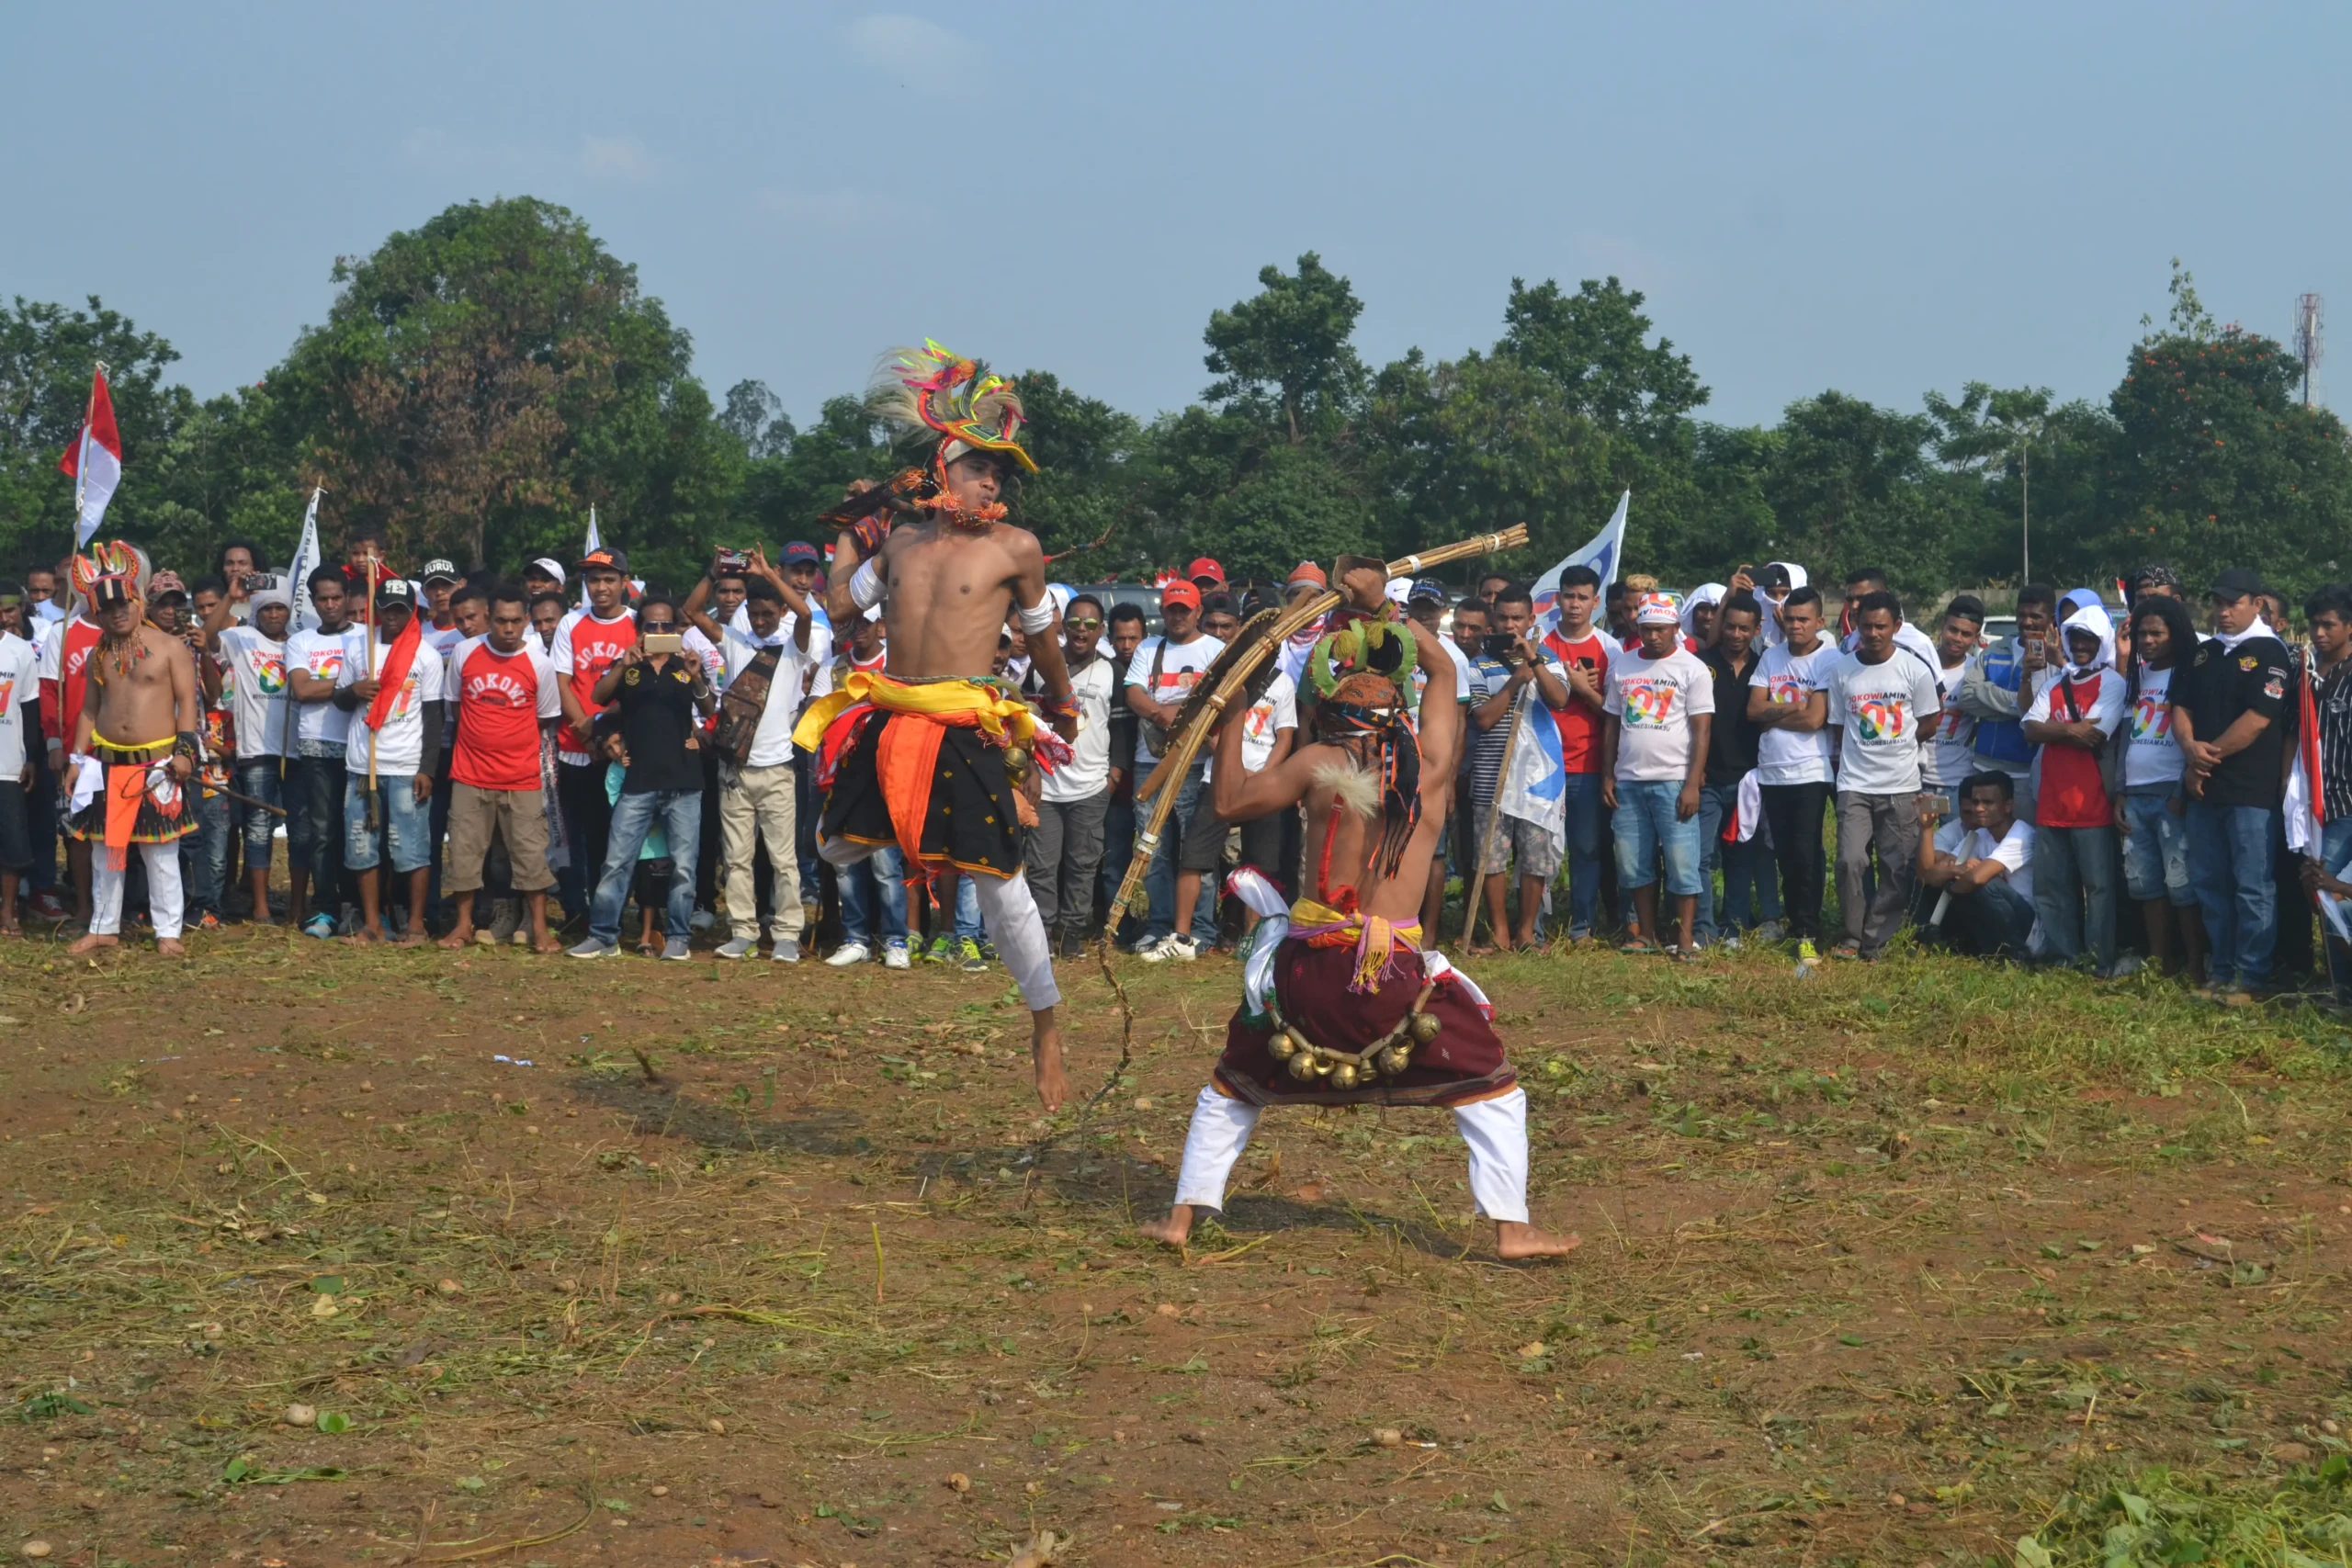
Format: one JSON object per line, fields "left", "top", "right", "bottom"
{"left": 1136, "top": 759, "right": 1219, "bottom": 947}
{"left": 1560, "top": 772, "right": 1606, "bottom": 937}
{"left": 2121, "top": 787, "right": 2193, "bottom": 907}
{"left": 1613, "top": 778, "right": 1703, "bottom": 897}
{"left": 1939, "top": 875, "right": 2038, "bottom": 956}
{"left": 345, "top": 775, "right": 434, "bottom": 873}
{"left": 2186, "top": 800, "right": 2279, "bottom": 989}
{"left": 2033, "top": 823, "right": 2119, "bottom": 969}
{"left": 186, "top": 782, "right": 231, "bottom": 918}
{"left": 590, "top": 788, "right": 704, "bottom": 945}
{"left": 1695, "top": 781, "right": 1782, "bottom": 942}
{"left": 954, "top": 873, "right": 982, "bottom": 941}
{"left": 1099, "top": 794, "right": 1137, "bottom": 938}
{"left": 236, "top": 758, "right": 292, "bottom": 867}
{"left": 839, "top": 841, "right": 909, "bottom": 946}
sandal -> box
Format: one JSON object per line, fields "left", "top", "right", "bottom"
{"left": 1618, "top": 937, "right": 1659, "bottom": 955}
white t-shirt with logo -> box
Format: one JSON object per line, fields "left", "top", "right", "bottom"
{"left": 0, "top": 631, "right": 37, "bottom": 779}
{"left": 336, "top": 629, "right": 449, "bottom": 776}
{"left": 1204, "top": 671, "right": 1300, "bottom": 783}
{"left": 1603, "top": 646, "right": 1715, "bottom": 783}
{"left": 1934, "top": 817, "right": 2041, "bottom": 948}
{"left": 286, "top": 626, "right": 356, "bottom": 747}
{"left": 2121, "top": 662, "right": 2184, "bottom": 789}
{"left": 1825, "top": 649, "right": 1943, "bottom": 795}
{"left": 1923, "top": 658, "right": 1975, "bottom": 789}
{"left": 215, "top": 625, "right": 293, "bottom": 759}
{"left": 717, "top": 625, "right": 809, "bottom": 770}
{"left": 1747, "top": 641, "right": 1839, "bottom": 786}
{"left": 1042, "top": 656, "right": 1119, "bottom": 804}
{"left": 1123, "top": 634, "right": 1227, "bottom": 766}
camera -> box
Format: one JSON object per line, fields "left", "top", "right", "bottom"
{"left": 1481, "top": 632, "right": 1520, "bottom": 662}
{"left": 716, "top": 549, "right": 749, "bottom": 573}
{"left": 644, "top": 632, "right": 684, "bottom": 656}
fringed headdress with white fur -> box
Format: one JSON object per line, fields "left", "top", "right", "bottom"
{"left": 863, "top": 341, "right": 1036, "bottom": 531}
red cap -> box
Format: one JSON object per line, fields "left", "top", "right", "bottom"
{"left": 1160, "top": 581, "right": 1203, "bottom": 611}
{"left": 1186, "top": 557, "right": 1226, "bottom": 586}
{"left": 1284, "top": 561, "right": 1327, "bottom": 589}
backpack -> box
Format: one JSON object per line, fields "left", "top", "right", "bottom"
{"left": 712, "top": 644, "right": 786, "bottom": 766}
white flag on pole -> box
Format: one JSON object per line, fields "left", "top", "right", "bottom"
{"left": 581, "top": 505, "right": 600, "bottom": 609}
{"left": 1492, "top": 685, "right": 1567, "bottom": 859}
{"left": 286, "top": 487, "right": 324, "bottom": 630}
{"left": 1530, "top": 490, "right": 1629, "bottom": 631}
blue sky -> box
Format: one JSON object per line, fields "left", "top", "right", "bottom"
{"left": 6, "top": 2, "right": 2346, "bottom": 430}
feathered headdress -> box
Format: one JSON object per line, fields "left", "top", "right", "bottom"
{"left": 70, "top": 540, "right": 151, "bottom": 607}
{"left": 869, "top": 341, "right": 1036, "bottom": 475}
{"left": 1306, "top": 621, "right": 1423, "bottom": 886}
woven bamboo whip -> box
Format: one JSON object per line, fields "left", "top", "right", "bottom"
{"left": 1110, "top": 525, "right": 1527, "bottom": 922}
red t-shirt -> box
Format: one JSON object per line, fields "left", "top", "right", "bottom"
{"left": 2037, "top": 670, "right": 2114, "bottom": 829}
{"left": 1541, "top": 626, "right": 1614, "bottom": 775}
{"left": 551, "top": 609, "right": 635, "bottom": 760}
{"left": 450, "top": 636, "right": 563, "bottom": 791}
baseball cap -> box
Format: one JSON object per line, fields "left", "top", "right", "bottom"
{"left": 421, "top": 558, "right": 460, "bottom": 585}
{"left": 146, "top": 570, "right": 190, "bottom": 602}
{"left": 375, "top": 578, "right": 417, "bottom": 610}
{"left": 526, "top": 557, "right": 566, "bottom": 583}
{"left": 1160, "top": 581, "right": 1202, "bottom": 612}
{"left": 1634, "top": 592, "right": 1680, "bottom": 626}
{"left": 580, "top": 547, "right": 629, "bottom": 573}
{"left": 1285, "top": 561, "right": 1327, "bottom": 590}
{"left": 1186, "top": 557, "right": 1226, "bottom": 586}
{"left": 1407, "top": 575, "right": 1450, "bottom": 605}
{"left": 1384, "top": 577, "right": 1412, "bottom": 605}
{"left": 2210, "top": 568, "right": 2265, "bottom": 601}
{"left": 780, "top": 541, "right": 821, "bottom": 566}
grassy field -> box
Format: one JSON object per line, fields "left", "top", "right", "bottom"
{"left": 4, "top": 924, "right": 2352, "bottom": 1567}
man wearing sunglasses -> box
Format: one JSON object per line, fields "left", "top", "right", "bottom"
{"left": 1025, "top": 593, "right": 1115, "bottom": 957}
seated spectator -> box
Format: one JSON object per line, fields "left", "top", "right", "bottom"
{"left": 1917, "top": 772, "right": 2041, "bottom": 958}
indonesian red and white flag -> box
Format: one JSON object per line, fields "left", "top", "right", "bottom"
{"left": 2285, "top": 666, "right": 2326, "bottom": 857}
{"left": 58, "top": 368, "right": 123, "bottom": 547}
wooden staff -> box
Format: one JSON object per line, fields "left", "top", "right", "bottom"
{"left": 363, "top": 556, "right": 380, "bottom": 831}
{"left": 1110, "top": 525, "right": 1528, "bottom": 926}
{"left": 199, "top": 781, "right": 288, "bottom": 818}
{"left": 1461, "top": 683, "right": 1532, "bottom": 949}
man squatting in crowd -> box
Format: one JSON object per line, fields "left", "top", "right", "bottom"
{"left": 1138, "top": 557, "right": 1579, "bottom": 1261}
{"left": 797, "top": 344, "right": 1080, "bottom": 1109}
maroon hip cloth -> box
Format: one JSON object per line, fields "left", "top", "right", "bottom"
{"left": 1212, "top": 940, "right": 1516, "bottom": 1110}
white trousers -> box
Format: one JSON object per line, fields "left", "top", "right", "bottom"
{"left": 820, "top": 833, "right": 1060, "bottom": 1012}
{"left": 1170, "top": 1083, "right": 1531, "bottom": 1224}
{"left": 91, "top": 841, "right": 186, "bottom": 940}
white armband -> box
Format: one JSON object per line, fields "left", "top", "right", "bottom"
{"left": 1015, "top": 597, "right": 1056, "bottom": 635}
{"left": 849, "top": 558, "right": 885, "bottom": 611}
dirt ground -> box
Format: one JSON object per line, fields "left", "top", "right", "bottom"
{"left": 4, "top": 926, "right": 2350, "bottom": 1567}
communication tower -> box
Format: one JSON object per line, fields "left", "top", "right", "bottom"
{"left": 2293, "top": 292, "right": 2324, "bottom": 408}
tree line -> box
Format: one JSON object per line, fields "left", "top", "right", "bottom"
{"left": 4, "top": 196, "right": 2346, "bottom": 600}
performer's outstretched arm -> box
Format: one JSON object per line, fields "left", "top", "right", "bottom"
{"left": 1211, "top": 708, "right": 1327, "bottom": 820}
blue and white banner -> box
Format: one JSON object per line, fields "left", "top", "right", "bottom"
{"left": 286, "top": 487, "right": 324, "bottom": 630}
{"left": 1530, "top": 490, "right": 1629, "bottom": 630}
{"left": 1494, "top": 684, "right": 1567, "bottom": 857}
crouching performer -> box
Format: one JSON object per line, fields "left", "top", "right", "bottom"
{"left": 1140, "top": 560, "right": 1579, "bottom": 1259}
{"left": 797, "top": 343, "right": 1079, "bottom": 1108}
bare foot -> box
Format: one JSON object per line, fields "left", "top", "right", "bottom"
{"left": 344, "top": 928, "right": 381, "bottom": 947}
{"left": 67, "top": 932, "right": 119, "bottom": 954}
{"left": 156, "top": 938, "right": 188, "bottom": 959}
{"left": 1031, "top": 1010, "right": 1066, "bottom": 1111}
{"left": 1136, "top": 1204, "right": 1195, "bottom": 1248}
{"left": 531, "top": 934, "right": 563, "bottom": 954}
{"left": 1466, "top": 942, "right": 1498, "bottom": 958}
{"left": 391, "top": 931, "right": 428, "bottom": 948}
{"left": 435, "top": 926, "right": 474, "bottom": 950}
{"left": 1496, "top": 1221, "right": 1581, "bottom": 1260}
{"left": 0, "top": 920, "right": 21, "bottom": 937}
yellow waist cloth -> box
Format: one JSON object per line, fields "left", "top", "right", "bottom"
{"left": 90, "top": 732, "right": 176, "bottom": 761}
{"left": 1288, "top": 897, "right": 1422, "bottom": 992}
{"left": 792, "top": 670, "right": 1040, "bottom": 753}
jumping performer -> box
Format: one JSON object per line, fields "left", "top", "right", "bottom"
{"left": 1140, "top": 558, "right": 1579, "bottom": 1259}
{"left": 797, "top": 344, "right": 1079, "bottom": 1109}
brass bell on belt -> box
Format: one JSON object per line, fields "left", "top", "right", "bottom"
{"left": 1330, "top": 1063, "right": 1360, "bottom": 1090}
{"left": 1408, "top": 1011, "right": 1442, "bottom": 1043}
{"left": 1267, "top": 1029, "right": 1297, "bottom": 1061}
{"left": 1375, "top": 1044, "right": 1412, "bottom": 1077}
{"left": 1285, "top": 1052, "right": 1318, "bottom": 1081}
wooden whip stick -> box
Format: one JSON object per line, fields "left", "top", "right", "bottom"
{"left": 1461, "top": 684, "right": 1531, "bottom": 949}
{"left": 1110, "top": 525, "right": 1527, "bottom": 924}
{"left": 363, "top": 556, "right": 380, "bottom": 832}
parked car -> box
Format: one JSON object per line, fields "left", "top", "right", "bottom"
{"left": 1078, "top": 581, "right": 1166, "bottom": 635}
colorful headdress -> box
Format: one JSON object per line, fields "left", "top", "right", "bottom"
{"left": 1306, "top": 622, "right": 1423, "bottom": 884}
{"left": 870, "top": 341, "right": 1036, "bottom": 476}
{"left": 69, "top": 539, "right": 150, "bottom": 608}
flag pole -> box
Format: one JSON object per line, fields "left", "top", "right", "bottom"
{"left": 364, "top": 556, "right": 381, "bottom": 832}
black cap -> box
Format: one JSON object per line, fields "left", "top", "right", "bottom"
{"left": 2210, "top": 568, "right": 2266, "bottom": 601}
{"left": 1407, "top": 575, "right": 1450, "bottom": 605}
{"left": 375, "top": 578, "right": 417, "bottom": 610}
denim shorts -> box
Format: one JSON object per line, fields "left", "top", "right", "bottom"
{"left": 345, "top": 774, "right": 434, "bottom": 874}
{"left": 1612, "top": 777, "right": 1703, "bottom": 896}
{"left": 236, "top": 758, "right": 286, "bottom": 861}
{"left": 2120, "top": 787, "right": 2193, "bottom": 907}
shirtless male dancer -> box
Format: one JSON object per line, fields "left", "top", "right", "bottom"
{"left": 65, "top": 559, "right": 201, "bottom": 957}
{"left": 796, "top": 344, "right": 1079, "bottom": 1109}
{"left": 1140, "top": 558, "right": 1579, "bottom": 1260}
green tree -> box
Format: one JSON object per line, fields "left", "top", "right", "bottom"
{"left": 1203, "top": 252, "right": 1366, "bottom": 444}
{"left": 271, "top": 197, "right": 738, "bottom": 582}
{"left": 0, "top": 295, "right": 195, "bottom": 570}
{"left": 1006, "top": 369, "right": 1144, "bottom": 572}
{"left": 718, "top": 378, "right": 796, "bottom": 459}
{"left": 1764, "top": 390, "right": 1995, "bottom": 596}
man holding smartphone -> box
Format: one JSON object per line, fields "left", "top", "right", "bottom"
{"left": 1960, "top": 582, "right": 2059, "bottom": 823}
{"left": 1473, "top": 583, "right": 1571, "bottom": 950}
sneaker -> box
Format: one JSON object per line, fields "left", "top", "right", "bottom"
{"left": 487, "top": 899, "right": 521, "bottom": 945}
{"left": 1795, "top": 939, "right": 1820, "bottom": 964}
{"left": 1756, "top": 919, "right": 1784, "bottom": 944}
{"left": 690, "top": 906, "right": 716, "bottom": 932}
{"left": 827, "top": 940, "right": 872, "bottom": 967}
{"left": 716, "top": 936, "right": 756, "bottom": 960}
{"left": 196, "top": 911, "right": 223, "bottom": 933}
{"left": 2098, "top": 953, "right": 2143, "bottom": 981}
{"left": 1827, "top": 941, "right": 1863, "bottom": 961}
{"left": 1719, "top": 933, "right": 1742, "bottom": 951}
{"left": 923, "top": 933, "right": 955, "bottom": 964}
{"left": 882, "top": 939, "right": 911, "bottom": 970}
{"left": 661, "top": 936, "right": 692, "bottom": 961}
{"left": 774, "top": 938, "right": 801, "bottom": 964}
{"left": 567, "top": 938, "right": 616, "bottom": 959}
{"left": 956, "top": 936, "right": 988, "bottom": 972}
{"left": 1139, "top": 934, "right": 1199, "bottom": 964}
{"left": 29, "top": 890, "right": 70, "bottom": 920}
{"left": 978, "top": 939, "right": 1000, "bottom": 963}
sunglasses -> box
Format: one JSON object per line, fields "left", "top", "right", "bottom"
{"left": 1065, "top": 616, "right": 1102, "bottom": 630}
